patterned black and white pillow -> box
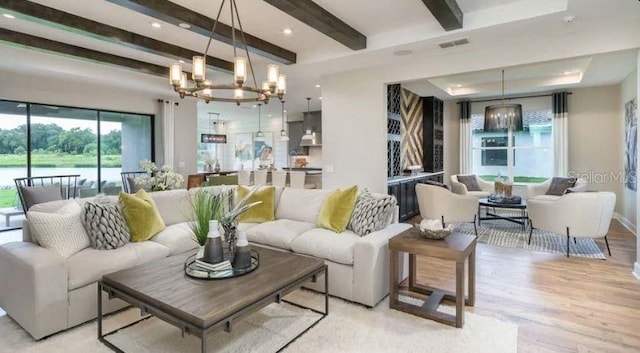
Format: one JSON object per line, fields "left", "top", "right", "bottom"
{"left": 83, "top": 199, "right": 130, "bottom": 250}
{"left": 348, "top": 189, "right": 397, "bottom": 236}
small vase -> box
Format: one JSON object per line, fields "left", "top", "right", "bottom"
{"left": 232, "top": 230, "right": 252, "bottom": 270}
{"left": 203, "top": 220, "right": 224, "bottom": 264}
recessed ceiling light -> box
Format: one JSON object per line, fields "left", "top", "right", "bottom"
{"left": 562, "top": 15, "right": 576, "bottom": 24}
{"left": 318, "top": 96, "right": 323, "bottom": 100}
{"left": 315, "top": 84, "right": 321, "bottom": 88}
{"left": 3, "top": 13, "right": 15, "bottom": 19}
{"left": 268, "top": 114, "right": 272, "bottom": 117}
{"left": 563, "top": 71, "right": 572, "bottom": 75}
{"left": 284, "top": 110, "right": 287, "bottom": 113}
{"left": 282, "top": 27, "right": 293, "bottom": 35}
{"left": 151, "top": 22, "right": 162, "bottom": 28}
{"left": 178, "top": 23, "right": 191, "bottom": 29}
{"left": 178, "top": 59, "right": 185, "bottom": 64}
{"left": 456, "top": 84, "right": 463, "bottom": 87}
{"left": 393, "top": 49, "right": 413, "bottom": 56}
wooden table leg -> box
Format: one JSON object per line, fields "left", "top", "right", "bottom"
{"left": 389, "top": 249, "right": 399, "bottom": 308}
{"left": 468, "top": 249, "right": 476, "bottom": 306}
{"left": 409, "top": 253, "right": 416, "bottom": 288}
{"left": 456, "top": 261, "right": 465, "bottom": 328}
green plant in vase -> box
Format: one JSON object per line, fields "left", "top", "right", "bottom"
{"left": 189, "top": 189, "right": 226, "bottom": 246}
{"left": 221, "top": 187, "right": 262, "bottom": 259}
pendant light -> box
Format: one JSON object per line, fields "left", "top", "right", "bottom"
{"left": 484, "top": 70, "right": 523, "bottom": 132}
{"left": 301, "top": 97, "right": 313, "bottom": 140}
{"left": 280, "top": 100, "right": 289, "bottom": 141}
{"left": 255, "top": 103, "right": 264, "bottom": 142}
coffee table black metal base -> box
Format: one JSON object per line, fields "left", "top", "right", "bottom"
{"left": 478, "top": 198, "right": 528, "bottom": 231}
{"left": 97, "top": 265, "right": 328, "bottom": 353}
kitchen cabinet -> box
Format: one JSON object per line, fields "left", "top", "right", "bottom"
{"left": 287, "top": 121, "right": 309, "bottom": 156}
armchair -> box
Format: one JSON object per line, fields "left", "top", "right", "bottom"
{"left": 527, "top": 191, "right": 615, "bottom": 257}
{"left": 450, "top": 175, "right": 493, "bottom": 198}
{"left": 416, "top": 183, "right": 478, "bottom": 236}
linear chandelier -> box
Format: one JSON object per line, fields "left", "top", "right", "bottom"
{"left": 169, "top": 0, "right": 286, "bottom": 105}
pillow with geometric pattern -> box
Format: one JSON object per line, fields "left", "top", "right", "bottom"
{"left": 83, "top": 199, "right": 130, "bottom": 250}
{"left": 347, "top": 189, "right": 397, "bottom": 237}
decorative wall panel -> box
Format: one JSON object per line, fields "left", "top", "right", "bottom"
{"left": 401, "top": 88, "right": 423, "bottom": 169}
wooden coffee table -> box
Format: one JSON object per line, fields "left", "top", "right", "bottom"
{"left": 389, "top": 227, "right": 476, "bottom": 328}
{"left": 98, "top": 246, "right": 328, "bottom": 353}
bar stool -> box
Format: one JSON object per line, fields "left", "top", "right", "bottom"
{"left": 290, "top": 171, "right": 306, "bottom": 189}
{"left": 254, "top": 169, "right": 269, "bottom": 186}
{"left": 237, "top": 170, "right": 251, "bottom": 186}
{"left": 272, "top": 171, "right": 287, "bottom": 188}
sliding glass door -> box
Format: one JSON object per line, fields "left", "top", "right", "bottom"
{"left": 0, "top": 99, "right": 153, "bottom": 230}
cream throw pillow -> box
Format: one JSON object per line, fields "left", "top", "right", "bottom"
{"left": 28, "top": 201, "right": 90, "bottom": 259}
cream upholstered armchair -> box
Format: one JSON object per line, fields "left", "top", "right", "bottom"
{"left": 527, "top": 191, "right": 615, "bottom": 257}
{"left": 450, "top": 175, "right": 493, "bottom": 198}
{"left": 416, "top": 183, "right": 478, "bottom": 235}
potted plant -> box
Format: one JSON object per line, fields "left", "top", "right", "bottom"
{"left": 189, "top": 189, "right": 226, "bottom": 246}
{"left": 135, "top": 160, "right": 184, "bottom": 191}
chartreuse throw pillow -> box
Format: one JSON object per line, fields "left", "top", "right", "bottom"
{"left": 236, "top": 186, "right": 275, "bottom": 223}
{"left": 119, "top": 189, "right": 166, "bottom": 242}
{"left": 317, "top": 185, "right": 359, "bottom": 233}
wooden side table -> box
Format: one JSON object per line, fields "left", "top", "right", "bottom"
{"left": 389, "top": 227, "right": 476, "bottom": 328}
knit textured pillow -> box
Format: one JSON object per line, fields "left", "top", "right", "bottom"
{"left": 83, "top": 199, "right": 130, "bottom": 250}
{"left": 28, "top": 202, "right": 90, "bottom": 259}
{"left": 347, "top": 189, "right": 397, "bottom": 236}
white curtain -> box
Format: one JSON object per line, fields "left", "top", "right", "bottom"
{"left": 459, "top": 101, "right": 472, "bottom": 174}
{"left": 161, "top": 100, "right": 176, "bottom": 169}
{"left": 552, "top": 92, "right": 569, "bottom": 176}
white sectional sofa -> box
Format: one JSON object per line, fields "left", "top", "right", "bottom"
{"left": 0, "top": 186, "right": 410, "bottom": 340}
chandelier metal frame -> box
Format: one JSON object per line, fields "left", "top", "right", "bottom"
{"left": 169, "top": 0, "right": 286, "bottom": 105}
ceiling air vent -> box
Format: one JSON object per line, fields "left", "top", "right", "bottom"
{"left": 438, "top": 38, "right": 469, "bottom": 49}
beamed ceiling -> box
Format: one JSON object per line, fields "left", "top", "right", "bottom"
{"left": 0, "top": 0, "right": 639, "bottom": 116}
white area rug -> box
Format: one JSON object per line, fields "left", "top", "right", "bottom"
{"left": 456, "top": 212, "right": 607, "bottom": 259}
{"left": 0, "top": 290, "right": 517, "bottom": 353}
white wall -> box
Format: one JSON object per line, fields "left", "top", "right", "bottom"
{"left": 443, "top": 100, "right": 460, "bottom": 184}
{"left": 621, "top": 69, "right": 638, "bottom": 229}
{"left": 568, "top": 85, "right": 623, "bottom": 211}
{"left": 0, "top": 70, "right": 198, "bottom": 183}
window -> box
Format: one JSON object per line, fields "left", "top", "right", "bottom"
{"left": 471, "top": 103, "right": 552, "bottom": 183}
{"left": 0, "top": 99, "right": 154, "bottom": 230}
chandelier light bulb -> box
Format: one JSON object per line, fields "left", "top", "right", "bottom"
{"left": 277, "top": 74, "right": 286, "bottom": 95}
{"left": 262, "top": 81, "right": 272, "bottom": 96}
{"left": 234, "top": 89, "right": 243, "bottom": 100}
{"left": 234, "top": 57, "right": 246, "bottom": 85}
{"left": 179, "top": 73, "right": 187, "bottom": 89}
{"left": 267, "top": 64, "right": 279, "bottom": 88}
{"left": 192, "top": 56, "right": 206, "bottom": 82}
{"left": 170, "top": 63, "right": 182, "bottom": 86}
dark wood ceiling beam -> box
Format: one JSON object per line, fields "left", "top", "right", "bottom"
{"left": 0, "top": 0, "right": 233, "bottom": 73}
{"left": 105, "top": 0, "right": 297, "bottom": 65}
{"left": 262, "top": 0, "right": 366, "bottom": 51}
{"left": 0, "top": 28, "right": 172, "bottom": 78}
{"left": 420, "top": 0, "right": 463, "bottom": 31}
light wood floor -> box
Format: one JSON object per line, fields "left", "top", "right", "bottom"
{"left": 411, "top": 218, "right": 640, "bottom": 353}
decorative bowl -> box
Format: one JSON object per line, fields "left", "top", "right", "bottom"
{"left": 414, "top": 223, "right": 453, "bottom": 240}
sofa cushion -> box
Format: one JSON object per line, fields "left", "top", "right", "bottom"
{"left": 531, "top": 195, "right": 562, "bottom": 201}
{"left": 66, "top": 241, "right": 170, "bottom": 290}
{"left": 148, "top": 189, "right": 192, "bottom": 226}
{"left": 28, "top": 202, "right": 90, "bottom": 259}
{"left": 276, "top": 188, "right": 330, "bottom": 224}
{"left": 317, "top": 185, "right": 359, "bottom": 233}
{"left": 83, "top": 199, "right": 130, "bottom": 250}
{"left": 546, "top": 177, "right": 577, "bottom": 196}
{"left": 246, "top": 219, "right": 316, "bottom": 250}
{"left": 21, "top": 184, "right": 64, "bottom": 211}
{"left": 237, "top": 186, "right": 275, "bottom": 223}
{"left": 119, "top": 190, "right": 166, "bottom": 242}
{"left": 290, "top": 228, "right": 359, "bottom": 265}
{"left": 456, "top": 175, "right": 481, "bottom": 192}
{"left": 348, "top": 189, "right": 396, "bottom": 236}
{"left": 151, "top": 222, "right": 199, "bottom": 255}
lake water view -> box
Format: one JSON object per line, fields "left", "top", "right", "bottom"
{"left": 0, "top": 167, "right": 123, "bottom": 187}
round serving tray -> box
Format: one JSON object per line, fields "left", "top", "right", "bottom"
{"left": 184, "top": 250, "right": 259, "bottom": 280}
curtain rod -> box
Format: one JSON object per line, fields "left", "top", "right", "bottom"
{"left": 456, "top": 92, "right": 572, "bottom": 104}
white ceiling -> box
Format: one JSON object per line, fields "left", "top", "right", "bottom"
{"left": 0, "top": 0, "right": 639, "bottom": 116}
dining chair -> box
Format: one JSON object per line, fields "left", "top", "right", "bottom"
{"left": 254, "top": 169, "right": 269, "bottom": 186}
{"left": 272, "top": 171, "right": 287, "bottom": 188}
{"left": 237, "top": 170, "right": 252, "bottom": 186}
